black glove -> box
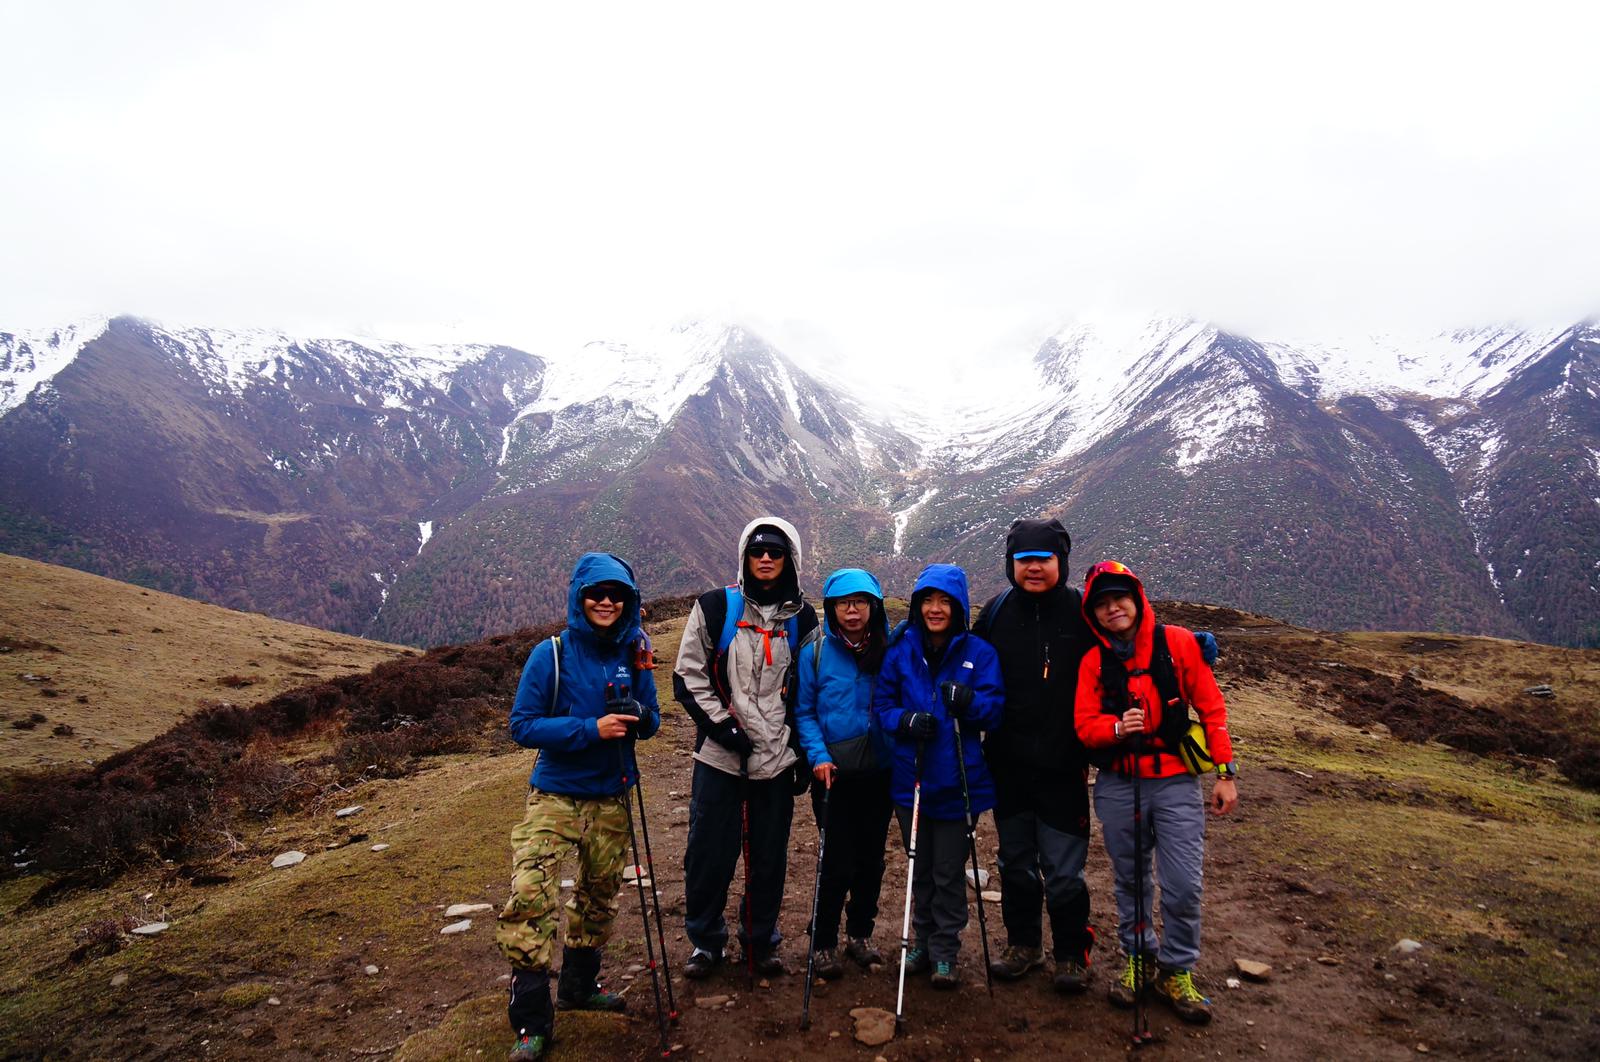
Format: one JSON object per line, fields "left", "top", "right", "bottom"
{"left": 708, "top": 718, "right": 754, "bottom": 760}
{"left": 939, "top": 681, "right": 974, "bottom": 719}
{"left": 604, "top": 686, "right": 645, "bottom": 720}
{"left": 898, "top": 711, "right": 937, "bottom": 741}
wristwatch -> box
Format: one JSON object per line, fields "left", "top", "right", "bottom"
{"left": 1216, "top": 762, "right": 1237, "bottom": 779}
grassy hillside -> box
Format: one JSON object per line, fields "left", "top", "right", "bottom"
{"left": 0, "top": 553, "right": 414, "bottom": 772}
{"left": 1, "top": 595, "right": 1596, "bottom": 1059}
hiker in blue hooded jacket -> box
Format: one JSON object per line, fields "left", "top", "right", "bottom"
{"left": 871, "top": 563, "right": 1004, "bottom": 989}
{"left": 496, "top": 552, "right": 661, "bottom": 1062}
{"left": 794, "top": 567, "right": 896, "bottom": 979}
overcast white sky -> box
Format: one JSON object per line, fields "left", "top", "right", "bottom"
{"left": 2, "top": 1, "right": 1597, "bottom": 394}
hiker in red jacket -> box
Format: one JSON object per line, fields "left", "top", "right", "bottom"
{"left": 1075, "top": 561, "right": 1238, "bottom": 1025}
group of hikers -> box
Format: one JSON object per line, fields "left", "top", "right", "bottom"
{"left": 491, "top": 515, "right": 1239, "bottom": 1059}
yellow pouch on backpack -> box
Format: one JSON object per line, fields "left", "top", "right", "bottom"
{"left": 1175, "top": 721, "right": 1215, "bottom": 775}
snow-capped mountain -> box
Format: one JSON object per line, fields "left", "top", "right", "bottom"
{"left": 1, "top": 313, "right": 1595, "bottom": 647}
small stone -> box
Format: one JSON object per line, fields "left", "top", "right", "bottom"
{"left": 850, "top": 1006, "right": 897, "bottom": 1047}
{"left": 267, "top": 997, "right": 281, "bottom": 1006}
{"left": 130, "top": 922, "right": 169, "bottom": 936}
{"left": 440, "top": 919, "right": 472, "bottom": 935}
{"left": 444, "top": 903, "right": 494, "bottom": 917}
{"left": 758, "top": 978, "right": 771, "bottom": 989}
{"left": 560, "top": 878, "right": 576, "bottom": 889}
{"left": 1417, "top": 1045, "right": 1430, "bottom": 1054}
{"left": 497, "top": 974, "right": 511, "bottom": 983}
{"left": 829, "top": 1031, "right": 841, "bottom": 1039}
{"left": 364, "top": 965, "right": 379, "bottom": 976}
{"left": 695, "top": 994, "right": 730, "bottom": 1009}
{"left": 979, "top": 890, "right": 1002, "bottom": 903}
{"left": 1234, "top": 959, "right": 1272, "bottom": 981}
{"left": 1316, "top": 955, "right": 1342, "bottom": 966}
{"left": 271, "top": 851, "right": 307, "bottom": 869}
{"left": 1226, "top": 977, "right": 1242, "bottom": 989}
{"left": 622, "top": 864, "right": 648, "bottom": 881}
{"left": 1393, "top": 939, "right": 1424, "bottom": 955}
{"left": 1246, "top": 1020, "right": 1255, "bottom": 1027}
{"left": 628, "top": 964, "right": 645, "bottom": 973}
{"left": 370, "top": 844, "right": 390, "bottom": 852}
{"left": 110, "top": 973, "right": 129, "bottom": 987}
{"left": 965, "top": 867, "right": 990, "bottom": 889}
{"left": 335, "top": 805, "right": 363, "bottom": 818}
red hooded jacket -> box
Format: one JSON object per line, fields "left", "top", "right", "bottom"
{"left": 1073, "top": 562, "right": 1234, "bottom": 779}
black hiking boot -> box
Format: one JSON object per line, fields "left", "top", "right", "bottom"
{"left": 683, "top": 947, "right": 724, "bottom": 979}
{"left": 844, "top": 936, "right": 885, "bottom": 967}
{"left": 813, "top": 947, "right": 844, "bottom": 980}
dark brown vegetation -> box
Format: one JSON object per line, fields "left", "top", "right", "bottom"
{"left": 0, "top": 616, "right": 565, "bottom": 881}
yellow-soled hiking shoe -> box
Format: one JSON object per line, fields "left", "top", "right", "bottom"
{"left": 1153, "top": 968, "right": 1213, "bottom": 1024}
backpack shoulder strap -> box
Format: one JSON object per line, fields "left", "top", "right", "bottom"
{"left": 549, "top": 634, "right": 563, "bottom": 715}
{"left": 716, "top": 586, "right": 743, "bottom": 656}
{"left": 973, "top": 587, "right": 1011, "bottom": 638}
{"left": 1150, "top": 624, "right": 1192, "bottom": 749}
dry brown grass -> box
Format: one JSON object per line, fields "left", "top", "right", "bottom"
{"left": 0, "top": 553, "right": 414, "bottom": 772}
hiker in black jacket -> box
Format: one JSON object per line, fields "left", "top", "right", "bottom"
{"left": 973, "top": 518, "right": 1101, "bottom": 991}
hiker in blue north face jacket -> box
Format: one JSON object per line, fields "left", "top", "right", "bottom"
{"left": 498, "top": 551, "right": 662, "bottom": 1056}
{"left": 793, "top": 567, "right": 895, "bottom": 976}
{"left": 872, "top": 563, "right": 1003, "bottom": 984}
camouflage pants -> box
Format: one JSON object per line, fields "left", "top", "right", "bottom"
{"left": 496, "top": 789, "right": 631, "bottom": 971}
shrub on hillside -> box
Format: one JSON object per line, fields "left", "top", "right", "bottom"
{"left": 0, "top": 613, "right": 573, "bottom": 880}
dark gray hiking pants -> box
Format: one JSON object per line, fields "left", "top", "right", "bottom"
{"left": 895, "top": 808, "right": 970, "bottom": 964}
{"left": 1093, "top": 771, "right": 1206, "bottom": 971}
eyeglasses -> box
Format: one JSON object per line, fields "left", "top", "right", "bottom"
{"left": 582, "top": 586, "right": 627, "bottom": 604}
{"left": 746, "top": 546, "right": 787, "bottom": 560}
{"left": 835, "top": 599, "right": 872, "bottom": 612}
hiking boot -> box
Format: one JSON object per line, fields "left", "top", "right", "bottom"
{"left": 1052, "top": 958, "right": 1092, "bottom": 993}
{"left": 1108, "top": 952, "right": 1157, "bottom": 1008}
{"left": 844, "top": 936, "right": 885, "bottom": 967}
{"left": 683, "top": 948, "right": 723, "bottom": 980}
{"left": 556, "top": 945, "right": 625, "bottom": 1011}
{"left": 989, "top": 943, "right": 1044, "bottom": 981}
{"left": 930, "top": 960, "right": 959, "bottom": 989}
{"left": 751, "top": 950, "right": 787, "bottom": 976}
{"left": 902, "top": 943, "right": 931, "bottom": 975}
{"left": 1153, "top": 968, "right": 1212, "bottom": 1024}
{"left": 813, "top": 948, "right": 844, "bottom": 980}
{"left": 508, "top": 1033, "right": 548, "bottom": 1061}
{"left": 556, "top": 987, "right": 626, "bottom": 1012}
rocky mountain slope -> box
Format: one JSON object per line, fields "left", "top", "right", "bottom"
{"left": 1, "top": 313, "right": 1595, "bottom": 646}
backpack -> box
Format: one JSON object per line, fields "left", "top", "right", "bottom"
{"left": 1091, "top": 624, "right": 1212, "bottom": 775}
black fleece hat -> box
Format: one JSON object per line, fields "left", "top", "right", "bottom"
{"left": 1004, "top": 517, "right": 1071, "bottom": 587}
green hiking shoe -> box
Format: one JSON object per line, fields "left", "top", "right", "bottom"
{"left": 556, "top": 988, "right": 626, "bottom": 1012}
{"left": 1108, "top": 952, "right": 1157, "bottom": 1008}
{"left": 508, "top": 1033, "right": 548, "bottom": 1061}
{"left": 930, "top": 960, "right": 959, "bottom": 989}
{"left": 1153, "top": 968, "right": 1212, "bottom": 1024}
{"left": 989, "top": 943, "right": 1044, "bottom": 981}
{"left": 902, "top": 943, "right": 931, "bottom": 975}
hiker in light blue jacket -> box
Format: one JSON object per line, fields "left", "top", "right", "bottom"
{"left": 794, "top": 568, "right": 896, "bottom": 978}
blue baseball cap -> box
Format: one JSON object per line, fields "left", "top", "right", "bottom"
{"left": 1013, "top": 550, "right": 1055, "bottom": 560}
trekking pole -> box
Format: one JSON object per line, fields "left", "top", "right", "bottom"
{"left": 632, "top": 773, "right": 680, "bottom": 1025}
{"left": 950, "top": 718, "right": 994, "bottom": 997}
{"left": 894, "top": 741, "right": 925, "bottom": 1032}
{"left": 723, "top": 707, "right": 757, "bottom": 992}
{"left": 800, "top": 776, "right": 831, "bottom": 1030}
{"left": 613, "top": 717, "right": 671, "bottom": 1059}
{"left": 1130, "top": 737, "right": 1153, "bottom": 1048}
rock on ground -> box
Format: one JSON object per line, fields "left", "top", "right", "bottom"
{"left": 444, "top": 903, "right": 494, "bottom": 917}
{"left": 1234, "top": 958, "right": 1273, "bottom": 980}
{"left": 849, "top": 1006, "right": 896, "bottom": 1047}
{"left": 440, "top": 919, "right": 473, "bottom": 935}
{"left": 271, "top": 851, "right": 307, "bottom": 869}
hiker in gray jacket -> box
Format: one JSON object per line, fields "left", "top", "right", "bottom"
{"left": 673, "top": 516, "right": 818, "bottom": 979}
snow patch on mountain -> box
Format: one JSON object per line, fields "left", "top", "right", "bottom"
{"left": 0, "top": 318, "right": 109, "bottom": 417}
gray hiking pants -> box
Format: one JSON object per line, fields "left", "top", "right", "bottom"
{"left": 895, "top": 808, "right": 970, "bottom": 964}
{"left": 1093, "top": 771, "right": 1206, "bottom": 971}
{"left": 995, "top": 809, "right": 1090, "bottom": 959}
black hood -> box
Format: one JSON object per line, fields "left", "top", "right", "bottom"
{"left": 1004, "top": 517, "right": 1072, "bottom": 592}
